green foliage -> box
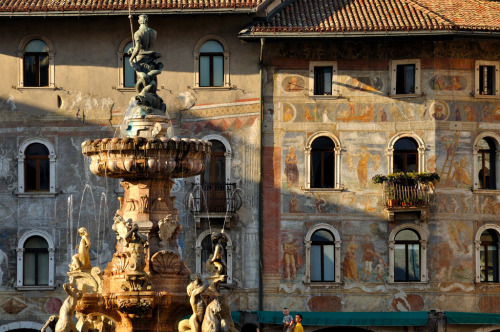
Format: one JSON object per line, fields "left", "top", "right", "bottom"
{"left": 372, "top": 172, "right": 440, "bottom": 185}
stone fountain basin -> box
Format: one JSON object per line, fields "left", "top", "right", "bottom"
{"left": 82, "top": 137, "right": 211, "bottom": 179}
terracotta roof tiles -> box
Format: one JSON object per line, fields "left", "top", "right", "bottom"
{"left": 250, "top": 0, "right": 500, "bottom": 34}
{"left": 0, "top": 0, "right": 265, "bottom": 12}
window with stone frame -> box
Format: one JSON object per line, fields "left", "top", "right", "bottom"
{"left": 475, "top": 61, "right": 499, "bottom": 96}
{"left": 18, "top": 138, "right": 56, "bottom": 195}
{"left": 394, "top": 229, "right": 421, "bottom": 282}
{"left": 477, "top": 137, "right": 496, "bottom": 190}
{"left": 16, "top": 230, "right": 55, "bottom": 289}
{"left": 390, "top": 59, "right": 421, "bottom": 96}
{"left": 304, "top": 224, "right": 341, "bottom": 284}
{"left": 310, "top": 136, "right": 335, "bottom": 188}
{"left": 393, "top": 137, "right": 419, "bottom": 173}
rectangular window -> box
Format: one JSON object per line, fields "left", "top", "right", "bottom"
{"left": 311, "top": 245, "right": 322, "bottom": 281}
{"left": 323, "top": 245, "right": 335, "bottom": 281}
{"left": 479, "top": 65, "right": 495, "bottom": 95}
{"left": 314, "top": 67, "right": 332, "bottom": 95}
{"left": 309, "top": 61, "right": 337, "bottom": 97}
{"left": 396, "top": 64, "right": 415, "bottom": 94}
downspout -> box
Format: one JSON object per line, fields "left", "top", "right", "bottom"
{"left": 258, "top": 37, "right": 265, "bottom": 318}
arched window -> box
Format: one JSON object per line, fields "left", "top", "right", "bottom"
{"left": 305, "top": 132, "right": 341, "bottom": 189}
{"left": 23, "top": 236, "right": 49, "bottom": 286}
{"left": 24, "top": 143, "right": 50, "bottom": 192}
{"left": 310, "top": 230, "right": 335, "bottom": 282}
{"left": 387, "top": 133, "right": 425, "bottom": 174}
{"left": 123, "top": 42, "right": 135, "bottom": 88}
{"left": 194, "top": 36, "right": 230, "bottom": 88}
{"left": 477, "top": 137, "right": 497, "bottom": 190}
{"left": 23, "top": 39, "right": 49, "bottom": 87}
{"left": 388, "top": 224, "right": 427, "bottom": 283}
{"left": 393, "top": 138, "right": 418, "bottom": 173}
{"left": 475, "top": 225, "right": 500, "bottom": 283}
{"left": 311, "top": 137, "right": 335, "bottom": 188}
{"left": 200, "top": 40, "right": 224, "bottom": 87}
{"left": 17, "top": 230, "right": 55, "bottom": 289}
{"left": 394, "top": 229, "right": 420, "bottom": 281}
{"left": 18, "top": 138, "right": 56, "bottom": 195}
{"left": 305, "top": 224, "right": 341, "bottom": 283}
{"left": 195, "top": 229, "right": 233, "bottom": 283}
{"left": 479, "top": 229, "right": 499, "bottom": 282}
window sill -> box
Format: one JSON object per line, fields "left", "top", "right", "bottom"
{"left": 472, "top": 93, "right": 498, "bottom": 99}
{"left": 308, "top": 95, "right": 341, "bottom": 100}
{"left": 16, "top": 285, "right": 56, "bottom": 290}
{"left": 193, "top": 86, "right": 232, "bottom": 91}
{"left": 389, "top": 93, "right": 423, "bottom": 99}
{"left": 387, "top": 281, "right": 428, "bottom": 285}
{"left": 472, "top": 189, "right": 500, "bottom": 195}
{"left": 115, "top": 87, "right": 136, "bottom": 92}
{"left": 15, "top": 86, "right": 57, "bottom": 91}
{"left": 302, "top": 187, "right": 345, "bottom": 193}
{"left": 304, "top": 281, "right": 342, "bottom": 288}
{"left": 16, "top": 191, "right": 58, "bottom": 197}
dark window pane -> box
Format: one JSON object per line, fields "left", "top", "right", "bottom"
{"left": 200, "top": 56, "right": 210, "bottom": 87}
{"left": 26, "top": 159, "right": 37, "bottom": 191}
{"left": 394, "top": 138, "right": 418, "bottom": 150}
{"left": 396, "top": 229, "right": 419, "bottom": 241}
{"left": 407, "top": 154, "right": 417, "bottom": 172}
{"left": 311, "top": 245, "right": 321, "bottom": 281}
{"left": 314, "top": 67, "right": 332, "bottom": 95}
{"left": 24, "top": 55, "right": 36, "bottom": 87}
{"left": 26, "top": 143, "right": 49, "bottom": 156}
{"left": 393, "top": 154, "right": 404, "bottom": 173}
{"left": 394, "top": 244, "right": 406, "bottom": 281}
{"left": 37, "top": 252, "right": 49, "bottom": 285}
{"left": 25, "top": 236, "right": 48, "bottom": 248}
{"left": 323, "top": 245, "right": 335, "bottom": 281}
{"left": 311, "top": 230, "right": 334, "bottom": 242}
{"left": 479, "top": 66, "right": 495, "bottom": 95}
{"left": 25, "top": 39, "right": 49, "bottom": 52}
{"left": 323, "top": 151, "right": 334, "bottom": 187}
{"left": 213, "top": 55, "right": 224, "bottom": 87}
{"left": 408, "top": 244, "right": 420, "bottom": 281}
{"left": 200, "top": 40, "right": 223, "bottom": 53}
{"left": 311, "top": 151, "right": 322, "bottom": 188}
{"left": 24, "top": 252, "right": 36, "bottom": 285}
{"left": 39, "top": 55, "right": 49, "bottom": 87}
{"left": 40, "top": 159, "right": 50, "bottom": 190}
{"left": 396, "top": 64, "right": 415, "bottom": 94}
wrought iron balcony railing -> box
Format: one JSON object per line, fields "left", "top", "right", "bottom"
{"left": 382, "top": 181, "right": 434, "bottom": 209}
{"left": 184, "top": 183, "right": 243, "bottom": 214}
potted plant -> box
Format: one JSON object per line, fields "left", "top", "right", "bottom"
{"left": 385, "top": 186, "right": 398, "bottom": 208}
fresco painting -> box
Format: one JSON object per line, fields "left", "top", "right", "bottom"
{"left": 307, "top": 296, "right": 342, "bottom": 312}
{"left": 282, "top": 101, "right": 497, "bottom": 124}
{"left": 345, "top": 77, "right": 384, "bottom": 92}
{"left": 342, "top": 222, "right": 386, "bottom": 283}
{"left": 346, "top": 146, "right": 381, "bottom": 188}
{"left": 392, "top": 293, "right": 425, "bottom": 312}
{"left": 430, "top": 75, "right": 466, "bottom": 91}
{"left": 429, "top": 101, "right": 450, "bottom": 120}
{"left": 283, "top": 103, "right": 296, "bottom": 122}
{"left": 284, "top": 146, "right": 299, "bottom": 188}
{"left": 281, "top": 233, "right": 303, "bottom": 282}
{"left": 282, "top": 75, "right": 305, "bottom": 93}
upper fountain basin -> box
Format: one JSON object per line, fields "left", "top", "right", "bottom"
{"left": 82, "top": 136, "right": 211, "bottom": 179}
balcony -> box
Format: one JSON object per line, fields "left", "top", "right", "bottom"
{"left": 184, "top": 183, "right": 243, "bottom": 228}
{"left": 373, "top": 173, "right": 440, "bottom": 222}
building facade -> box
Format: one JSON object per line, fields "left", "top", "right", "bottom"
{"left": 0, "top": 0, "right": 499, "bottom": 331}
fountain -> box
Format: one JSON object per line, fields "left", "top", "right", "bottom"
{"left": 41, "top": 15, "right": 235, "bottom": 332}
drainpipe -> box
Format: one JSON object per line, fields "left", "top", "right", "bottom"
{"left": 258, "top": 37, "right": 265, "bottom": 319}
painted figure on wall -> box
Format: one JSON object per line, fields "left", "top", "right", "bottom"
{"left": 346, "top": 77, "right": 383, "bottom": 92}
{"left": 448, "top": 222, "right": 472, "bottom": 254}
{"left": 283, "top": 76, "right": 304, "bottom": 92}
{"left": 431, "top": 75, "right": 466, "bottom": 91}
{"left": 436, "top": 242, "right": 454, "bottom": 280}
{"left": 282, "top": 236, "right": 302, "bottom": 281}
{"left": 361, "top": 235, "right": 376, "bottom": 280}
{"left": 465, "top": 105, "right": 478, "bottom": 121}
{"left": 284, "top": 147, "right": 299, "bottom": 187}
{"left": 451, "top": 157, "right": 472, "bottom": 187}
{"left": 283, "top": 104, "right": 295, "bottom": 122}
{"left": 289, "top": 195, "right": 299, "bottom": 213}
{"left": 431, "top": 102, "right": 449, "bottom": 120}
{"left": 343, "top": 238, "right": 358, "bottom": 281}
{"left": 347, "top": 146, "right": 380, "bottom": 188}
{"left": 337, "top": 103, "right": 375, "bottom": 122}
{"left": 375, "top": 258, "right": 386, "bottom": 282}
{"left": 427, "top": 155, "right": 437, "bottom": 173}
